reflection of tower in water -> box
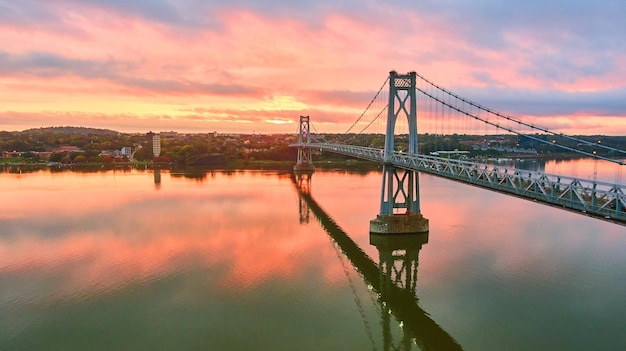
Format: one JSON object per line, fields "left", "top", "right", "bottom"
{"left": 292, "top": 174, "right": 463, "bottom": 351}
{"left": 295, "top": 171, "right": 313, "bottom": 224}
{"left": 370, "top": 233, "right": 430, "bottom": 351}
{"left": 154, "top": 168, "right": 161, "bottom": 190}
{"left": 371, "top": 233, "right": 427, "bottom": 302}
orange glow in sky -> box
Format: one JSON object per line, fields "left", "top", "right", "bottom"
{"left": 1, "top": 1, "right": 625, "bottom": 135}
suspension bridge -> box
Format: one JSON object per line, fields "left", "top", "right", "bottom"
{"left": 291, "top": 71, "right": 626, "bottom": 227}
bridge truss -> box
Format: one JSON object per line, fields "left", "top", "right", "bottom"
{"left": 303, "top": 143, "right": 626, "bottom": 224}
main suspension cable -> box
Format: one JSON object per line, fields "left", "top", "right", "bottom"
{"left": 415, "top": 85, "right": 625, "bottom": 166}
{"left": 343, "top": 77, "right": 390, "bottom": 136}
{"left": 413, "top": 71, "right": 626, "bottom": 156}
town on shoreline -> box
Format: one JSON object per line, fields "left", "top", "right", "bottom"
{"left": 2, "top": 126, "right": 625, "bottom": 168}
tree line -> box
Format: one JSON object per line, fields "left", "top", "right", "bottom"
{"left": 2, "top": 127, "right": 625, "bottom": 166}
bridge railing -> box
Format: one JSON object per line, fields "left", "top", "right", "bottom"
{"left": 296, "top": 142, "right": 626, "bottom": 224}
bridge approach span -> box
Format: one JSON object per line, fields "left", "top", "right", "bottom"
{"left": 291, "top": 142, "right": 626, "bottom": 225}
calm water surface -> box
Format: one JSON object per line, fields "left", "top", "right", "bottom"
{"left": 0, "top": 164, "right": 625, "bottom": 350}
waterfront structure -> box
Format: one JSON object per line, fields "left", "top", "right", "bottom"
{"left": 120, "top": 146, "right": 132, "bottom": 157}
{"left": 153, "top": 134, "right": 161, "bottom": 157}
{"left": 290, "top": 71, "right": 626, "bottom": 225}
{"left": 293, "top": 116, "right": 314, "bottom": 172}
{"left": 370, "top": 71, "right": 429, "bottom": 234}
{"left": 52, "top": 145, "right": 83, "bottom": 153}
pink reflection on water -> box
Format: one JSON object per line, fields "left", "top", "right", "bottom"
{"left": 543, "top": 158, "right": 625, "bottom": 184}
{"left": 0, "top": 170, "right": 345, "bottom": 303}
{"left": 1, "top": 167, "right": 623, "bottom": 308}
{"left": 0, "top": 169, "right": 159, "bottom": 220}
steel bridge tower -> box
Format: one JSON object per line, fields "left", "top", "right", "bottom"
{"left": 370, "top": 71, "right": 429, "bottom": 234}
{"left": 294, "top": 115, "right": 315, "bottom": 171}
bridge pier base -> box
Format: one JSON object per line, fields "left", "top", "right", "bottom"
{"left": 371, "top": 164, "right": 429, "bottom": 234}
{"left": 370, "top": 213, "right": 429, "bottom": 234}
{"left": 294, "top": 163, "right": 315, "bottom": 172}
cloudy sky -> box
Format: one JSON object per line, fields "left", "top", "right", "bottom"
{"left": 1, "top": 0, "right": 625, "bottom": 134}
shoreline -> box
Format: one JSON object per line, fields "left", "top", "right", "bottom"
{"left": 0, "top": 153, "right": 611, "bottom": 169}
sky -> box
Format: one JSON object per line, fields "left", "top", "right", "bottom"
{"left": 1, "top": 0, "right": 626, "bottom": 135}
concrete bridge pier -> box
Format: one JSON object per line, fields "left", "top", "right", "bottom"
{"left": 369, "top": 165, "right": 429, "bottom": 234}
{"left": 370, "top": 212, "right": 429, "bottom": 234}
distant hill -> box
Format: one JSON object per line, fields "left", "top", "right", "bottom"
{"left": 21, "top": 126, "right": 120, "bottom": 135}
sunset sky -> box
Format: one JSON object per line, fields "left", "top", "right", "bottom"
{"left": 1, "top": 0, "right": 625, "bottom": 135}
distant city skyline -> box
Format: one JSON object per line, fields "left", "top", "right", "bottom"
{"left": 1, "top": 1, "right": 626, "bottom": 135}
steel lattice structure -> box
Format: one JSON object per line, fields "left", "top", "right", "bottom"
{"left": 289, "top": 71, "right": 626, "bottom": 225}
{"left": 289, "top": 142, "right": 626, "bottom": 224}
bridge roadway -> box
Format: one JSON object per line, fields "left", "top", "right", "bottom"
{"left": 292, "top": 142, "right": 626, "bottom": 225}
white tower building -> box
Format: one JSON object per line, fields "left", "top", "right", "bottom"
{"left": 153, "top": 134, "right": 161, "bottom": 157}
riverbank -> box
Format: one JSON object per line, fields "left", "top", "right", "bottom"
{"left": 0, "top": 158, "right": 381, "bottom": 174}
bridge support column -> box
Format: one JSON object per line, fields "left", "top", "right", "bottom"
{"left": 370, "top": 71, "right": 428, "bottom": 234}
{"left": 294, "top": 115, "right": 315, "bottom": 172}
{"left": 370, "top": 165, "right": 429, "bottom": 234}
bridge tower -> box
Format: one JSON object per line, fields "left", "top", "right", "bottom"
{"left": 370, "top": 71, "right": 429, "bottom": 234}
{"left": 294, "top": 115, "right": 315, "bottom": 171}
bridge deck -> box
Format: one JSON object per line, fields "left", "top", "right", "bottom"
{"left": 290, "top": 142, "right": 626, "bottom": 225}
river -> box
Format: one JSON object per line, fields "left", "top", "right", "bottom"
{"left": 0, "top": 161, "right": 625, "bottom": 350}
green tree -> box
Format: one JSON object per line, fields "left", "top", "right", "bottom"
{"left": 49, "top": 152, "right": 64, "bottom": 162}
{"left": 73, "top": 155, "right": 87, "bottom": 163}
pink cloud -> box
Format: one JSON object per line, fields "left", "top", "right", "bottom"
{"left": 0, "top": 3, "right": 624, "bottom": 135}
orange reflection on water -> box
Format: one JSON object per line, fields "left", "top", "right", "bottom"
{"left": 0, "top": 169, "right": 348, "bottom": 303}
{"left": 1, "top": 167, "right": 623, "bottom": 307}
{"left": 0, "top": 169, "right": 160, "bottom": 220}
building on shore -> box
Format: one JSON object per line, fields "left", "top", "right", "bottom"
{"left": 121, "top": 146, "right": 132, "bottom": 157}
{"left": 153, "top": 134, "right": 161, "bottom": 157}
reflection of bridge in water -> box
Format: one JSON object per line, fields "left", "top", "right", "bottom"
{"left": 293, "top": 172, "right": 463, "bottom": 351}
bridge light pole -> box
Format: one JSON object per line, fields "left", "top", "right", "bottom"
{"left": 370, "top": 71, "right": 428, "bottom": 234}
